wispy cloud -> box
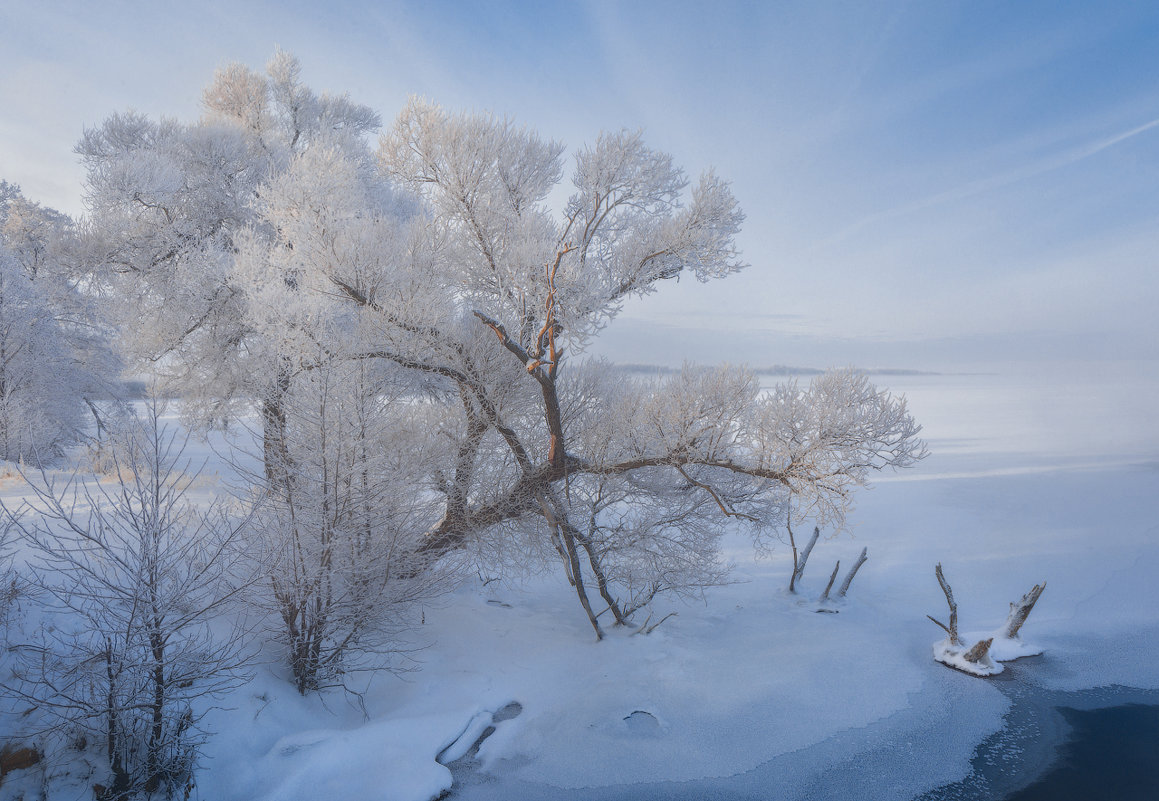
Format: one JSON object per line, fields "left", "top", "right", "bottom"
{"left": 833, "top": 116, "right": 1159, "bottom": 242}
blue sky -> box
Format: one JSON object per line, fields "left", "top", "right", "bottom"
{"left": 2, "top": 0, "right": 1157, "bottom": 367}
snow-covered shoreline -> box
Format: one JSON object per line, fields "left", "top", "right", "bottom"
{"left": 203, "top": 450, "right": 1159, "bottom": 799}
{"left": 3, "top": 362, "right": 1157, "bottom": 801}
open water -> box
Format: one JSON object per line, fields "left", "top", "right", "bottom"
{"left": 919, "top": 672, "right": 1159, "bottom": 801}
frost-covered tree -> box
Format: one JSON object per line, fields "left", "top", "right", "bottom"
{"left": 247, "top": 97, "right": 926, "bottom": 637}
{"left": 0, "top": 183, "right": 122, "bottom": 464}
{"left": 85, "top": 54, "right": 926, "bottom": 640}
{"left": 80, "top": 54, "right": 448, "bottom": 691}
{"left": 249, "top": 354, "right": 447, "bottom": 694}
{"left": 78, "top": 50, "right": 382, "bottom": 480}
{"left": 1, "top": 404, "right": 255, "bottom": 799}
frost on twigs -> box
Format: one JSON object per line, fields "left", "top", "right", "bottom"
{"left": 79, "top": 50, "right": 929, "bottom": 640}
{"left": 0, "top": 403, "right": 257, "bottom": 797}
{"left": 928, "top": 564, "right": 1046, "bottom": 677}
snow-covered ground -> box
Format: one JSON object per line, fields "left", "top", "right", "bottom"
{"left": 3, "top": 360, "right": 1158, "bottom": 801}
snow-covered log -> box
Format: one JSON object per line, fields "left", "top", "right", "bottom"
{"left": 933, "top": 636, "right": 1002, "bottom": 676}
{"left": 963, "top": 637, "right": 993, "bottom": 663}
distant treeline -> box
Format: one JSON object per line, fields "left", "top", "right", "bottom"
{"left": 610, "top": 364, "right": 939, "bottom": 377}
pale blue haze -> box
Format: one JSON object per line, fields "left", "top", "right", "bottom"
{"left": 2, "top": 0, "right": 1157, "bottom": 366}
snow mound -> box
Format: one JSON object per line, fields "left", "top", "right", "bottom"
{"left": 982, "top": 632, "right": 1044, "bottom": 663}
{"left": 438, "top": 710, "right": 496, "bottom": 765}
{"left": 934, "top": 630, "right": 1044, "bottom": 677}
{"left": 932, "top": 638, "right": 1003, "bottom": 676}
{"left": 253, "top": 715, "right": 462, "bottom": 801}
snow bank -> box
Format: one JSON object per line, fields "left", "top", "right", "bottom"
{"left": 253, "top": 716, "right": 454, "bottom": 801}
{"left": 933, "top": 638, "right": 1003, "bottom": 676}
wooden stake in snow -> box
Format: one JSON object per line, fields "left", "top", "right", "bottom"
{"left": 1000, "top": 582, "right": 1046, "bottom": 640}
{"left": 926, "top": 562, "right": 961, "bottom": 646}
{"left": 789, "top": 525, "right": 819, "bottom": 593}
{"left": 819, "top": 560, "right": 841, "bottom": 602}
{"left": 836, "top": 547, "right": 868, "bottom": 598}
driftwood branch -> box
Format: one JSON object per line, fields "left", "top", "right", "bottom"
{"left": 931, "top": 563, "right": 961, "bottom": 645}
{"left": 632, "top": 611, "right": 677, "bottom": 636}
{"left": 836, "top": 547, "right": 868, "bottom": 598}
{"left": 926, "top": 615, "right": 952, "bottom": 638}
{"left": 963, "top": 638, "right": 993, "bottom": 664}
{"left": 790, "top": 525, "right": 820, "bottom": 593}
{"left": 1001, "top": 582, "right": 1046, "bottom": 639}
{"left": 819, "top": 560, "right": 840, "bottom": 602}
{"left": 929, "top": 565, "right": 1046, "bottom": 677}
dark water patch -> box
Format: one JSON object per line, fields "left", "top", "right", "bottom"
{"left": 918, "top": 676, "right": 1159, "bottom": 801}
{"left": 1004, "top": 703, "right": 1159, "bottom": 801}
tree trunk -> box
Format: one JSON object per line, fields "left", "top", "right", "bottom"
{"left": 819, "top": 560, "right": 840, "bottom": 602}
{"left": 147, "top": 626, "right": 165, "bottom": 791}
{"left": 537, "top": 496, "right": 603, "bottom": 639}
{"left": 261, "top": 363, "right": 293, "bottom": 494}
{"left": 790, "top": 525, "right": 819, "bottom": 593}
{"left": 561, "top": 529, "right": 603, "bottom": 640}
{"left": 102, "top": 642, "right": 131, "bottom": 800}
{"left": 837, "top": 547, "right": 868, "bottom": 597}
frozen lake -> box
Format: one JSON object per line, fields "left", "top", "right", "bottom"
{"left": 440, "top": 359, "right": 1159, "bottom": 801}
{"left": 860, "top": 360, "right": 1159, "bottom": 469}
{"left": 6, "top": 360, "right": 1157, "bottom": 801}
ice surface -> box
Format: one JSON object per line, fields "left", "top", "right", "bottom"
{"left": 2, "top": 361, "right": 1157, "bottom": 801}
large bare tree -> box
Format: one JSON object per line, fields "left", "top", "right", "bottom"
{"left": 244, "top": 97, "right": 926, "bottom": 637}
{"left": 84, "top": 54, "right": 926, "bottom": 639}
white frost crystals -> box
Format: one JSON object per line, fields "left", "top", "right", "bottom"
{"left": 928, "top": 563, "right": 1046, "bottom": 677}
{"left": 61, "top": 48, "right": 929, "bottom": 651}
{"left": 0, "top": 182, "right": 123, "bottom": 464}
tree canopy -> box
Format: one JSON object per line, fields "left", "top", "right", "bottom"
{"left": 77, "top": 52, "right": 926, "bottom": 637}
